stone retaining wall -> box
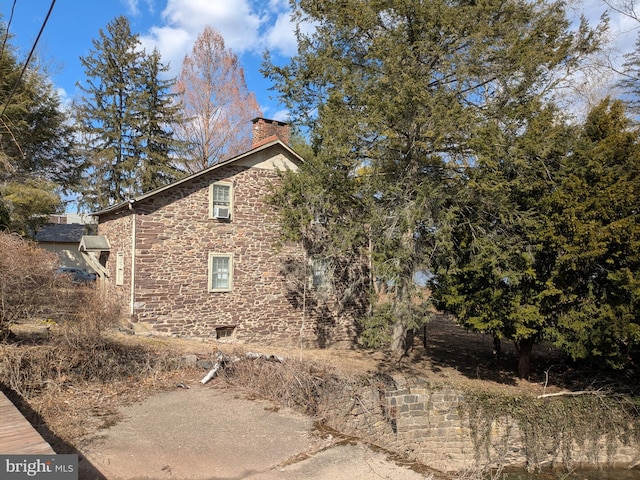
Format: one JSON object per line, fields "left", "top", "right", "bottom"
{"left": 320, "top": 375, "right": 640, "bottom": 473}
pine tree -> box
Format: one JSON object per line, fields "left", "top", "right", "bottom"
{"left": 432, "top": 104, "right": 577, "bottom": 377}
{"left": 619, "top": 35, "right": 640, "bottom": 121}
{"left": 265, "top": 0, "right": 603, "bottom": 359}
{"left": 75, "top": 16, "right": 182, "bottom": 210}
{"left": 0, "top": 22, "right": 78, "bottom": 185}
{"left": 546, "top": 99, "right": 640, "bottom": 368}
{"left": 137, "top": 49, "right": 183, "bottom": 192}
{"left": 0, "top": 18, "right": 74, "bottom": 234}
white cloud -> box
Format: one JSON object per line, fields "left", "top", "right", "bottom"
{"left": 139, "top": 0, "right": 306, "bottom": 61}
{"left": 264, "top": 12, "right": 298, "bottom": 57}
{"left": 140, "top": 26, "right": 193, "bottom": 75}
{"left": 161, "top": 0, "right": 262, "bottom": 53}
{"left": 271, "top": 108, "right": 290, "bottom": 122}
{"left": 123, "top": 0, "right": 141, "bottom": 16}
{"left": 138, "top": 0, "right": 305, "bottom": 82}
{"left": 122, "top": 0, "right": 156, "bottom": 17}
{"left": 268, "top": 0, "right": 290, "bottom": 10}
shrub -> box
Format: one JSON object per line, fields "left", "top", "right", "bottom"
{"left": 0, "top": 232, "right": 60, "bottom": 338}
{"left": 56, "top": 286, "right": 122, "bottom": 349}
{"left": 0, "top": 231, "right": 123, "bottom": 345}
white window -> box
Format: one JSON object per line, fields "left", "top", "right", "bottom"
{"left": 311, "top": 256, "right": 330, "bottom": 289}
{"left": 209, "top": 253, "right": 233, "bottom": 292}
{"left": 116, "top": 251, "right": 124, "bottom": 286}
{"left": 210, "top": 181, "right": 233, "bottom": 219}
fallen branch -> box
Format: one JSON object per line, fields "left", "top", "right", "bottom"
{"left": 246, "top": 352, "right": 285, "bottom": 363}
{"left": 200, "top": 351, "right": 284, "bottom": 384}
{"left": 200, "top": 359, "right": 222, "bottom": 385}
{"left": 537, "top": 390, "right": 603, "bottom": 399}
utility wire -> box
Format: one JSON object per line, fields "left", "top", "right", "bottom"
{"left": 0, "top": 0, "right": 18, "bottom": 63}
{"left": 0, "top": 0, "right": 57, "bottom": 119}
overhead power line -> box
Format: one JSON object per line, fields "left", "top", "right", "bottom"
{"left": 0, "top": 0, "right": 57, "bottom": 119}
{"left": 0, "top": 0, "right": 18, "bottom": 63}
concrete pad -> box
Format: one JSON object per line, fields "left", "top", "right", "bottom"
{"left": 246, "top": 442, "right": 429, "bottom": 480}
{"left": 79, "top": 386, "right": 431, "bottom": 480}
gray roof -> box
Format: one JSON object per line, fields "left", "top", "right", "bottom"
{"left": 35, "top": 224, "right": 86, "bottom": 243}
{"left": 79, "top": 235, "right": 111, "bottom": 252}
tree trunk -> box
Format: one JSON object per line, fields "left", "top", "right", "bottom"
{"left": 492, "top": 335, "right": 502, "bottom": 366}
{"left": 391, "top": 318, "right": 408, "bottom": 354}
{"left": 517, "top": 338, "right": 534, "bottom": 379}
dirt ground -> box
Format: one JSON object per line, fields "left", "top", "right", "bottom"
{"left": 2, "top": 314, "right": 599, "bottom": 480}
{"left": 67, "top": 315, "right": 572, "bottom": 479}
{"left": 206, "top": 314, "right": 567, "bottom": 396}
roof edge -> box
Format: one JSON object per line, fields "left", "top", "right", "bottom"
{"left": 93, "top": 139, "right": 303, "bottom": 217}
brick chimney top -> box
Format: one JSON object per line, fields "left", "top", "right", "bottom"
{"left": 252, "top": 117, "right": 290, "bottom": 148}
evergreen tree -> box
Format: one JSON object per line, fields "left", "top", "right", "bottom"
{"left": 546, "top": 99, "right": 640, "bottom": 368}
{"left": 0, "top": 18, "right": 75, "bottom": 233}
{"left": 137, "top": 49, "right": 183, "bottom": 192}
{"left": 265, "top": 0, "right": 603, "bottom": 357}
{"left": 432, "top": 104, "right": 576, "bottom": 377}
{"left": 0, "top": 23, "right": 78, "bottom": 183}
{"left": 75, "top": 16, "right": 182, "bottom": 210}
{"left": 619, "top": 35, "right": 640, "bottom": 121}
{"left": 1, "top": 179, "right": 62, "bottom": 237}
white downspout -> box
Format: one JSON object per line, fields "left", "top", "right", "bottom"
{"left": 129, "top": 207, "right": 136, "bottom": 316}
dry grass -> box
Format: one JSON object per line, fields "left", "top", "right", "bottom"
{"left": 0, "top": 320, "right": 200, "bottom": 452}
{"left": 0, "top": 233, "right": 61, "bottom": 337}
{"left": 2, "top": 305, "right": 636, "bottom": 471}
{"left": 217, "top": 351, "right": 339, "bottom": 415}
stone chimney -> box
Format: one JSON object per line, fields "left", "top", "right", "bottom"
{"left": 252, "top": 117, "right": 290, "bottom": 148}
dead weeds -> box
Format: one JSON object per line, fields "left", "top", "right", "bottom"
{"left": 0, "top": 320, "right": 203, "bottom": 452}
{"left": 1, "top": 313, "right": 635, "bottom": 457}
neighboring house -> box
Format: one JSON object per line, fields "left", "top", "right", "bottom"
{"left": 92, "top": 118, "right": 359, "bottom": 347}
{"left": 36, "top": 221, "right": 96, "bottom": 273}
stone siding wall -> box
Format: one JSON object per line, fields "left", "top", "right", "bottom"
{"left": 320, "top": 375, "right": 640, "bottom": 473}
{"left": 99, "top": 210, "right": 133, "bottom": 313}
{"left": 98, "top": 162, "right": 358, "bottom": 346}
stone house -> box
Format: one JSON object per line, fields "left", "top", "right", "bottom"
{"left": 92, "top": 118, "right": 359, "bottom": 346}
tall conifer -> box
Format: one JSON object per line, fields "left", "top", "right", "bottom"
{"left": 265, "top": 0, "right": 604, "bottom": 367}
{"left": 75, "top": 16, "right": 182, "bottom": 210}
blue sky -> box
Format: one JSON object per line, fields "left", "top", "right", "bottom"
{"left": 5, "top": 0, "right": 640, "bottom": 123}
{"left": 6, "top": 0, "right": 301, "bottom": 121}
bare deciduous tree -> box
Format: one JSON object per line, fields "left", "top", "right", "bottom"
{"left": 173, "top": 27, "right": 261, "bottom": 173}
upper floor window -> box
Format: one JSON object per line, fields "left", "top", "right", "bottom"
{"left": 210, "top": 181, "right": 233, "bottom": 220}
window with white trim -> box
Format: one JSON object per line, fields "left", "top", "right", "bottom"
{"left": 209, "top": 253, "right": 233, "bottom": 292}
{"left": 210, "top": 181, "right": 233, "bottom": 220}
{"left": 116, "top": 251, "right": 124, "bottom": 286}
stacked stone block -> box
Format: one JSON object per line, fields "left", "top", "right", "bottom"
{"left": 321, "top": 375, "right": 640, "bottom": 474}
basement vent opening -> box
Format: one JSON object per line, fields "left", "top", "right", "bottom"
{"left": 216, "top": 326, "right": 236, "bottom": 340}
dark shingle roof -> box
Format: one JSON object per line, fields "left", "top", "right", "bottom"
{"left": 35, "top": 224, "right": 86, "bottom": 243}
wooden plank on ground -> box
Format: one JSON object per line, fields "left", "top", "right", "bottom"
{"left": 0, "top": 391, "right": 55, "bottom": 454}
